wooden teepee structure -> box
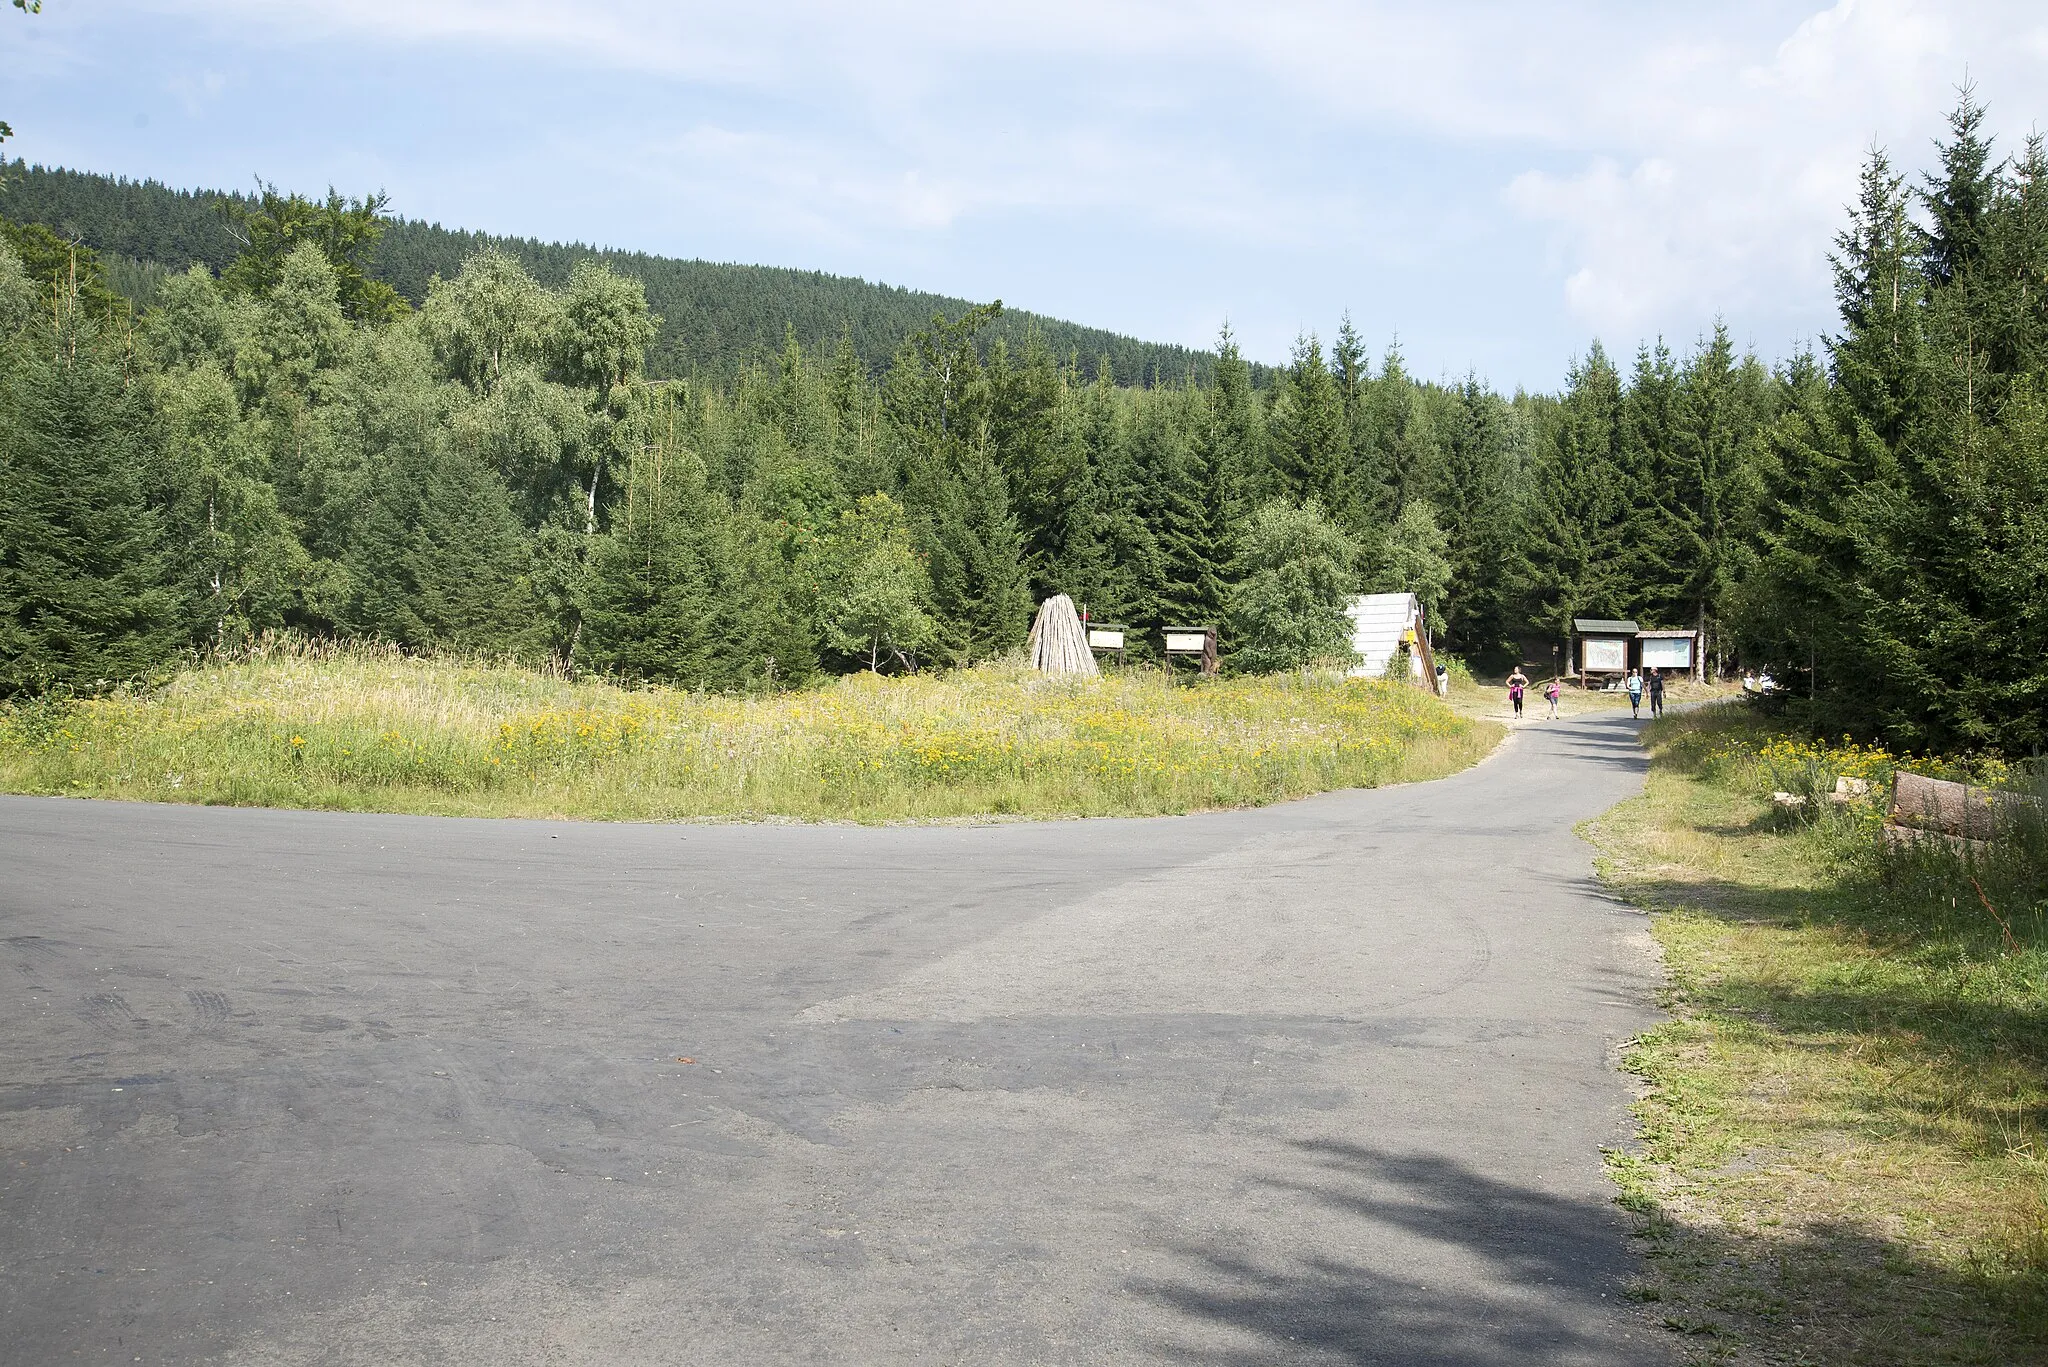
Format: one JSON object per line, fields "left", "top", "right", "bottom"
{"left": 1026, "top": 594, "right": 1098, "bottom": 676}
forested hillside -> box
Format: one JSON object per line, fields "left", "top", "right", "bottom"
{"left": 0, "top": 161, "right": 1216, "bottom": 385}
{"left": 2, "top": 88, "right": 2043, "bottom": 754}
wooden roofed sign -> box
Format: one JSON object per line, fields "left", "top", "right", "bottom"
{"left": 1573, "top": 619, "right": 1637, "bottom": 676}
{"left": 1163, "top": 625, "right": 1218, "bottom": 676}
{"left": 1571, "top": 618, "right": 1701, "bottom": 682}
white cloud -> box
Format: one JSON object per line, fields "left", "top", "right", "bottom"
{"left": 163, "top": 68, "right": 227, "bottom": 117}
{"left": 108, "top": 0, "right": 2048, "bottom": 364}
{"left": 1483, "top": 0, "right": 2048, "bottom": 337}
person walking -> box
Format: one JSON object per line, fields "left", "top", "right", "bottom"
{"left": 1647, "top": 667, "right": 1666, "bottom": 718}
{"left": 1506, "top": 666, "right": 1529, "bottom": 719}
{"left": 1625, "top": 668, "right": 1644, "bottom": 719}
{"left": 1543, "top": 676, "right": 1561, "bottom": 719}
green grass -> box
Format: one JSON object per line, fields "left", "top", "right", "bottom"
{"left": 1589, "top": 703, "right": 2048, "bottom": 1365}
{"left": 0, "top": 641, "right": 1501, "bottom": 822}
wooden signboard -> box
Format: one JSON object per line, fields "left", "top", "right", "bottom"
{"left": 1163, "top": 626, "right": 1219, "bottom": 677}
{"left": 1641, "top": 636, "right": 1692, "bottom": 669}
{"left": 1087, "top": 628, "right": 1126, "bottom": 650}
{"left": 1582, "top": 638, "right": 1627, "bottom": 672}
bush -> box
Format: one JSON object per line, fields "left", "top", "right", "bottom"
{"left": 1223, "top": 500, "right": 1359, "bottom": 675}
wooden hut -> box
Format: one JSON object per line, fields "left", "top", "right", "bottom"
{"left": 1348, "top": 593, "right": 1445, "bottom": 695}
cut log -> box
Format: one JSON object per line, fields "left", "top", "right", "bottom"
{"left": 1890, "top": 771, "right": 2010, "bottom": 841}
{"left": 1882, "top": 823, "right": 1993, "bottom": 857}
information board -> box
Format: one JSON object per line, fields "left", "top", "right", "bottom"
{"left": 1642, "top": 636, "right": 1693, "bottom": 669}
{"left": 1582, "top": 638, "right": 1627, "bottom": 672}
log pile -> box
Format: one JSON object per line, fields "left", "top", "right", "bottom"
{"left": 1881, "top": 770, "right": 2032, "bottom": 854}
{"left": 1027, "top": 595, "right": 1098, "bottom": 676}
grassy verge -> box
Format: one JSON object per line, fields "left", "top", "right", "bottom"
{"left": 0, "top": 642, "right": 1501, "bottom": 822}
{"left": 1588, "top": 703, "right": 2048, "bottom": 1365}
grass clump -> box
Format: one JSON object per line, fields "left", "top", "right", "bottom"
{"left": 1591, "top": 703, "right": 2048, "bottom": 1365}
{"left": 0, "top": 640, "right": 1499, "bottom": 822}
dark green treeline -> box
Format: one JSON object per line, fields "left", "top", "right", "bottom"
{"left": 3, "top": 87, "right": 2045, "bottom": 753}
{"left": 0, "top": 161, "right": 1223, "bottom": 388}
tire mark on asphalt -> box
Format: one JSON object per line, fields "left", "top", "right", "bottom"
{"left": 77, "top": 991, "right": 136, "bottom": 1035}
{"left": 186, "top": 989, "right": 231, "bottom": 1031}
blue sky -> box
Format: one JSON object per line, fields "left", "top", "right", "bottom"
{"left": 6, "top": 1, "right": 2048, "bottom": 390}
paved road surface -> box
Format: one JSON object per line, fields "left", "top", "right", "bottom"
{"left": 1, "top": 711, "right": 1671, "bottom": 1366}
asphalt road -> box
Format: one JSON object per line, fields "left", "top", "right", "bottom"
{"left": 1, "top": 710, "right": 1672, "bottom": 1366}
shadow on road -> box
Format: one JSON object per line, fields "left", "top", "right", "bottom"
{"left": 1130, "top": 1141, "right": 1657, "bottom": 1366}
{"left": 1130, "top": 1126, "right": 2040, "bottom": 1363}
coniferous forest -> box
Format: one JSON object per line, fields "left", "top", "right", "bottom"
{"left": 2, "top": 89, "right": 2045, "bottom": 754}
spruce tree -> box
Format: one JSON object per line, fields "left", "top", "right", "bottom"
{"left": 1062, "top": 366, "right": 1158, "bottom": 629}
{"left": 581, "top": 418, "right": 808, "bottom": 689}
{"left": 1207, "top": 324, "right": 1273, "bottom": 519}
{"left": 342, "top": 434, "right": 541, "bottom": 655}
{"left": 904, "top": 435, "right": 1032, "bottom": 665}
{"left": 1132, "top": 386, "right": 1225, "bottom": 628}
{"left": 1268, "top": 334, "right": 1348, "bottom": 521}
{"left": 1332, "top": 315, "right": 1374, "bottom": 499}
{"left": 1519, "top": 345, "right": 1631, "bottom": 638}
{"left": 985, "top": 328, "right": 1079, "bottom": 600}
{"left": 1363, "top": 341, "right": 1436, "bottom": 520}
{"left": 1434, "top": 378, "right": 1525, "bottom": 665}
{"left": 1660, "top": 326, "right": 1766, "bottom": 667}
{"left": 0, "top": 314, "right": 176, "bottom": 694}
{"left": 1918, "top": 84, "right": 2001, "bottom": 290}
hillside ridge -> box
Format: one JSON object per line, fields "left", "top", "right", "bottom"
{"left": 0, "top": 160, "right": 1219, "bottom": 385}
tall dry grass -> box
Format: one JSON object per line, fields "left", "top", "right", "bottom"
{"left": 0, "top": 640, "right": 1500, "bottom": 821}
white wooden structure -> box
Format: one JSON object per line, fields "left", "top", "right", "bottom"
{"left": 1346, "top": 593, "right": 1444, "bottom": 695}
{"left": 1162, "top": 625, "right": 1219, "bottom": 676}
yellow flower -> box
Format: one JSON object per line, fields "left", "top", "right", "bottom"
{"left": 290, "top": 735, "right": 306, "bottom": 747}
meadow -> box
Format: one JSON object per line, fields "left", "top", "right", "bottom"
{"left": 1592, "top": 703, "right": 2048, "bottom": 1365}
{"left": 0, "top": 642, "right": 1500, "bottom": 822}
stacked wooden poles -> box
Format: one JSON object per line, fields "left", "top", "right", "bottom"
{"left": 1026, "top": 595, "right": 1099, "bottom": 676}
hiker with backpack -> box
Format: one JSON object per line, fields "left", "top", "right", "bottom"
{"left": 1647, "top": 667, "right": 1666, "bottom": 718}
{"left": 1625, "top": 668, "right": 1644, "bottom": 719}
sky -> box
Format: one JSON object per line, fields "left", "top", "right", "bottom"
{"left": 6, "top": 0, "right": 2048, "bottom": 391}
